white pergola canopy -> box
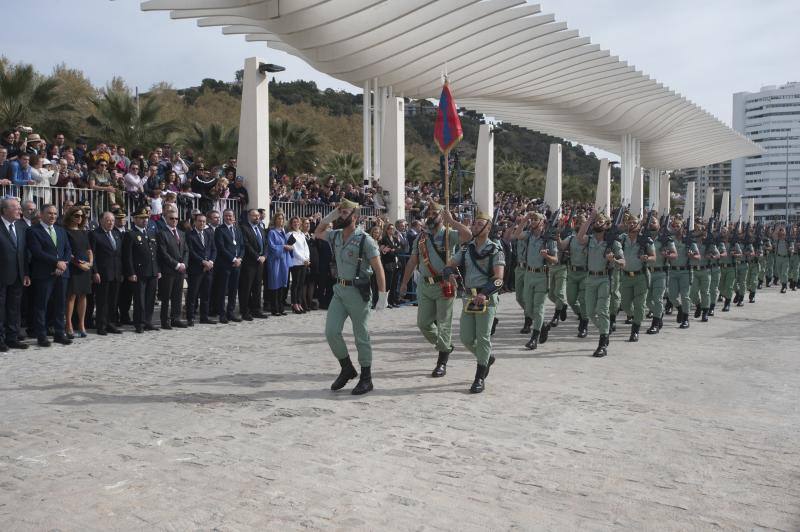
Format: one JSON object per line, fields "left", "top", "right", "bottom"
{"left": 142, "top": 0, "right": 762, "bottom": 169}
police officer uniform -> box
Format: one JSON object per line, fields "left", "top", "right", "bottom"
{"left": 122, "top": 207, "right": 160, "bottom": 333}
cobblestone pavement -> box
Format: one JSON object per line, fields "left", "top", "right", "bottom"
{"left": 1, "top": 290, "right": 799, "bottom": 531}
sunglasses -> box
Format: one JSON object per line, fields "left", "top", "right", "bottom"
{"left": 167, "top": 217, "right": 179, "bottom": 221}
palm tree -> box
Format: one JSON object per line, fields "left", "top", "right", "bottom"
{"left": 496, "top": 159, "right": 545, "bottom": 197}
{"left": 269, "top": 118, "right": 319, "bottom": 175}
{"left": 405, "top": 156, "right": 424, "bottom": 182}
{"left": 88, "top": 88, "right": 178, "bottom": 149}
{"left": 0, "top": 63, "right": 71, "bottom": 131}
{"left": 322, "top": 151, "right": 362, "bottom": 183}
{"left": 182, "top": 123, "right": 238, "bottom": 166}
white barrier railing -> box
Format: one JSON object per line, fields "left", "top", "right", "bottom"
{"left": 270, "top": 201, "right": 387, "bottom": 223}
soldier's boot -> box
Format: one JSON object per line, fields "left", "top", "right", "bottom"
{"left": 629, "top": 323, "right": 640, "bottom": 342}
{"left": 331, "top": 357, "right": 358, "bottom": 391}
{"left": 519, "top": 317, "right": 532, "bottom": 334}
{"left": 559, "top": 305, "right": 568, "bottom": 322}
{"left": 773, "top": 275, "right": 779, "bottom": 285}
{"left": 694, "top": 305, "right": 702, "bottom": 319}
{"left": 577, "top": 317, "right": 589, "bottom": 338}
{"left": 610, "top": 314, "right": 617, "bottom": 332}
{"left": 469, "top": 364, "right": 487, "bottom": 394}
{"left": 658, "top": 316, "right": 664, "bottom": 331}
{"left": 722, "top": 297, "right": 731, "bottom": 312}
{"left": 592, "top": 335, "right": 608, "bottom": 358}
{"left": 548, "top": 309, "right": 560, "bottom": 328}
{"left": 781, "top": 283, "right": 787, "bottom": 294}
{"left": 765, "top": 278, "right": 771, "bottom": 287}
{"left": 789, "top": 279, "right": 795, "bottom": 290}
{"left": 490, "top": 317, "right": 499, "bottom": 336}
{"left": 717, "top": 294, "right": 723, "bottom": 303}
{"left": 351, "top": 366, "right": 373, "bottom": 395}
{"left": 664, "top": 299, "right": 673, "bottom": 315}
{"left": 758, "top": 279, "right": 763, "bottom": 289}
{"left": 680, "top": 312, "right": 690, "bottom": 329}
{"left": 748, "top": 290, "right": 756, "bottom": 303}
{"left": 484, "top": 355, "right": 496, "bottom": 377}
{"left": 701, "top": 308, "right": 709, "bottom": 322}
{"left": 735, "top": 292, "right": 744, "bottom": 307}
{"left": 792, "top": 280, "right": 797, "bottom": 291}
{"left": 624, "top": 315, "right": 633, "bottom": 325}
{"left": 708, "top": 304, "right": 715, "bottom": 317}
{"left": 431, "top": 346, "right": 453, "bottom": 378}
{"left": 525, "top": 330, "right": 539, "bottom": 351}
{"left": 646, "top": 317, "right": 660, "bottom": 334}
{"left": 538, "top": 323, "right": 551, "bottom": 344}
{"left": 646, "top": 310, "right": 653, "bottom": 319}
{"left": 675, "top": 306, "right": 683, "bottom": 323}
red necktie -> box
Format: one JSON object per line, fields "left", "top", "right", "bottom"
{"left": 172, "top": 228, "right": 180, "bottom": 244}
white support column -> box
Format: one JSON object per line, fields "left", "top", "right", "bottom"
{"left": 380, "top": 97, "right": 405, "bottom": 222}
{"left": 648, "top": 169, "right": 660, "bottom": 212}
{"left": 702, "top": 186, "right": 715, "bottom": 221}
{"left": 734, "top": 196, "right": 743, "bottom": 222}
{"left": 630, "top": 166, "right": 644, "bottom": 217}
{"left": 372, "top": 78, "right": 381, "bottom": 183}
{"left": 620, "top": 133, "right": 639, "bottom": 206}
{"left": 237, "top": 56, "right": 269, "bottom": 214}
{"left": 544, "top": 144, "right": 562, "bottom": 209}
{"left": 720, "top": 190, "right": 730, "bottom": 223}
{"left": 658, "top": 173, "right": 671, "bottom": 217}
{"left": 475, "top": 124, "right": 495, "bottom": 215}
{"left": 747, "top": 198, "right": 755, "bottom": 224}
{"left": 595, "top": 158, "right": 611, "bottom": 214}
{"left": 362, "top": 80, "right": 371, "bottom": 186}
{"left": 684, "top": 181, "right": 695, "bottom": 228}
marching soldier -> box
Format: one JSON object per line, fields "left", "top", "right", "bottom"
{"left": 689, "top": 220, "right": 719, "bottom": 322}
{"left": 772, "top": 224, "right": 793, "bottom": 293}
{"left": 619, "top": 214, "right": 655, "bottom": 342}
{"left": 732, "top": 224, "right": 749, "bottom": 306}
{"left": 547, "top": 216, "right": 569, "bottom": 330}
{"left": 763, "top": 230, "right": 775, "bottom": 288}
{"left": 667, "top": 216, "right": 700, "bottom": 329}
{"left": 744, "top": 225, "right": 761, "bottom": 303}
{"left": 708, "top": 228, "right": 723, "bottom": 316}
{"left": 558, "top": 212, "right": 589, "bottom": 338}
{"left": 398, "top": 202, "right": 471, "bottom": 377}
{"left": 314, "top": 199, "right": 388, "bottom": 396}
{"left": 789, "top": 224, "right": 800, "bottom": 290}
{"left": 441, "top": 211, "right": 505, "bottom": 393}
{"left": 714, "top": 225, "right": 733, "bottom": 312}
{"left": 122, "top": 207, "right": 161, "bottom": 333}
{"left": 512, "top": 218, "right": 532, "bottom": 334}
{"left": 608, "top": 216, "right": 624, "bottom": 333}
{"left": 645, "top": 214, "right": 676, "bottom": 334}
{"left": 512, "top": 212, "right": 558, "bottom": 351}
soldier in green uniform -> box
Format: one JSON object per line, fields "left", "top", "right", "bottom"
{"left": 763, "top": 231, "right": 775, "bottom": 288}
{"left": 646, "top": 214, "right": 677, "bottom": 334}
{"left": 789, "top": 224, "right": 800, "bottom": 291}
{"left": 314, "top": 199, "right": 388, "bottom": 395}
{"left": 512, "top": 212, "right": 558, "bottom": 351}
{"left": 733, "top": 224, "right": 749, "bottom": 306}
{"left": 580, "top": 211, "right": 625, "bottom": 357}
{"left": 688, "top": 220, "right": 719, "bottom": 322}
{"left": 442, "top": 212, "right": 505, "bottom": 394}
{"left": 547, "top": 216, "right": 569, "bottom": 329}
{"left": 557, "top": 212, "right": 589, "bottom": 338}
{"left": 708, "top": 224, "right": 723, "bottom": 316}
{"left": 668, "top": 216, "right": 700, "bottom": 329}
{"left": 772, "top": 224, "right": 794, "bottom": 293}
{"left": 608, "top": 215, "right": 624, "bottom": 332}
{"left": 398, "top": 202, "right": 471, "bottom": 377}
{"left": 718, "top": 225, "right": 737, "bottom": 312}
{"left": 512, "top": 219, "right": 532, "bottom": 333}
{"left": 618, "top": 215, "right": 656, "bottom": 342}
{"left": 744, "top": 225, "right": 761, "bottom": 303}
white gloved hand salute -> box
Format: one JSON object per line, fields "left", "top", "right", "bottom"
{"left": 375, "top": 291, "right": 389, "bottom": 311}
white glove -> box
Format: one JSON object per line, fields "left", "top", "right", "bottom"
{"left": 320, "top": 207, "right": 340, "bottom": 227}
{"left": 375, "top": 291, "right": 389, "bottom": 311}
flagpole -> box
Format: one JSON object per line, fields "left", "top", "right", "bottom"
{"left": 444, "top": 148, "right": 451, "bottom": 265}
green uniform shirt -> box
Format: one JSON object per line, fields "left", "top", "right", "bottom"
{"left": 692, "top": 242, "right": 719, "bottom": 267}
{"left": 620, "top": 233, "right": 654, "bottom": 272}
{"left": 411, "top": 227, "right": 460, "bottom": 277}
{"left": 522, "top": 231, "right": 557, "bottom": 268}
{"left": 567, "top": 234, "right": 588, "bottom": 268}
{"left": 776, "top": 239, "right": 791, "bottom": 256}
{"left": 728, "top": 242, "right": 742, "bottom": 265}
{"left": 713, "top": 242, "right": 727, "bottom": 266}
{"left": 515, "top": 236, "right": 529, "bottom": 268}
{"left": 670, "top": 239, "right": 699, "bottom": 267}
{"left": 453, "top": 239, "right": 506, "bottom": 289}
{"left": 327, "top": 228, "right": 380, "bottom": 279}
{"left": 651, "top": 236, "right": 676, "bottom": 267}
{"left": 587, "top": 235, "right": 622, "bottom": 272}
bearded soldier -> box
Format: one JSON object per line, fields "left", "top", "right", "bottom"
{"left": 646, "top": 214, "right": 676, "bottom": 334}
{"left": 689, "top": 220, "right": 719, "bottom": 322}
{"left": 772, "top": 224, "right": 793, "bottom": 293}
{"left": 744, "top": 225, "right": 761, "bottom": 303}
{"left": 733, "top": 224, "right": 749, "bottom": 306}
{"left": 398, "top": 202, "right": 471, "bottom": 377}
{"left": 668, "top": 216, "right": 700, "bottom": 329}
{"left": 763, "top": 228, "right": 775, "bottom": 288}
{"left": 618, "top": 214, "right": 655, "bottom": 342}
{"left": 557, "top": 212, "right": 589, "bottom": 338}
{"left": 789, "top": 224, "right": 800, "bottom": 290}
{"left": 546, "top": 215, "right": 569, "bottom": 330}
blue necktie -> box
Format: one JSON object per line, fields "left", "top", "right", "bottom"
{"left": 8, "top": 222, "right": 17, "bottom": 247}
{"left": 254, "top": 225, "right": 263, "bottom": 254}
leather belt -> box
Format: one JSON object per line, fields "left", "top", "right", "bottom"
{"left": 569, "top": 266, "right": 586, "bottom": 272}
{"left": 672, "top": 266, "right": 694, "bottom": 271}
{"left": 337, "top": 278, "right": 355, "bottom": 286}
{"left": 527, "top": 266, "right": 547, "bottom": 273}
{"left": 623, "top": 270, "right": 645, "bottom": 277}
{"left": 650, "top": 266, "right": 668, "bottom": 272}
{"left": 588, "top": 270, "right": 608, "bottom": 276}
{"left": 424, "top": 275, "right": 444, "bottom": 284}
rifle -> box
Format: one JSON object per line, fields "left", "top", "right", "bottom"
{"left": 754, "top": 222, "right": 763, "bottom": 254}
{"left": 540, "top": 207, "right": 561, "bottom": 245}
{"left": 636, "top": 213, "right": 654, "bottom": 257}
{"left": 683, "top": 215, "right": 694, "bottom": 249}
{"left": 604, "top": 205, "right": 626, "bottom": 251}
{"left": 657, "top": 214, "right": 672, "bottom": 247}
{"left": 703, "top": 217, "right": 715, "bottom": 247}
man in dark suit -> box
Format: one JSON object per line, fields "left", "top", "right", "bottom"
{"left": 157, "top": 209, "right": 189, "bottom": 329}
{"left": 206, "top": 210, "right": 221, "bottom": 317}
{"left": 112, "top": 209, "right": 133, "bottom": 326}
{"left": 122, "top": 207, "right": 161, "bottom": 333}
{"left": 186, "top": 213, "right": 217, "bottom": 326}
{"left": 213, "top": 209, "right": 244, "bottom": 323}
{"left": 26, "top": 204, "right": 72, "bottom": 347}
{"left": 239, "top": 208, "right": 269, "bottom": 321}
{"left": 0, "top": 197, "right": 30, "bottom": 351}
{"left": 90, "top": 211, "right": 124, "bottom": 335}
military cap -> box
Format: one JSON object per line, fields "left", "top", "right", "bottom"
{"left": 133, "top": 206, "right": 151, "bottom": 219}
{"left": 338, "top": 198, "right": 360, "bottom": 211}
{"left": 426, "top": 201, "right": 443, "bottom": 213}
{"left": 529, "top": 212, "right": 545, "bottom": 222}
{"left": 475, "top": 211, "right": 492, "bottom": 222}
{"left": 594, "top": 212, "right": 611, "bottom": 225}
{"left": 114, "top": 210, "right": 128, "bottom": 219}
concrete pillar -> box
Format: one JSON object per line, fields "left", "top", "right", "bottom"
{"left": 362, "top": 80, "right": 371, "bottom": 186}
{"left": 544, "top": 144, "right": 562, "bottom": 210}
{"left": 648, "top": 169, "right": 660, "bottom": 212}
{"left": 703, "top": 186, "right": 715, "bottom": 221}
{"left": 720, "top": 190, "right": 730, "bottom": 223}
{"left": 380, "top": 97, "right": 405, "bottom": 222}
{"left": 237, "top": 56, "right": 269, "bottom": 213}
{"left": 595, "top": 158, "right": 611, "bottom": 214}
{"left": 372, "top": 78, "right": 381, "bottom": 182}
{"left": 684, "top": 182, "right": 696, "bottom": 230}
{"left": 658, "top": 174, "right": 671, "bottom": 217}
{"left": 630, "top": 166, "right": 644, "bottom": 217}
{"left": 474, "top": 124, "right": 495, "bottom": 215}
{"left": 747, "top": 198, "right": 755, "bottom": 224}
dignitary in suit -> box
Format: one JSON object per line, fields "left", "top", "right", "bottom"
{"left": 26, "top": 204, "right": 72, "bottom": 347}
{"left": 0, "top": 197, "right": 30, "bottom": 351}
{"left": 157, "top": 209, "right": 189, "bottom": 329}
{"left": 238, "top": 208, "right": 268, "bottom": 321}
{"left": 90, "top": 212, "right": 124, "bottom": 335}
{"left": 213, "top": 209, "right": 244, "bottom": 323}
{"left": 113, "top": 209, "right": 133, "bottom": 326}
{"left": 123, "top": 207, "right": 161, "bottom": 333}
{"left": 186, "top": 213, "right": 217, "bottom": 325}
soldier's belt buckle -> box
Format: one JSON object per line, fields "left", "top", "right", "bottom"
{"left": 425, "top": 277, "right": 436, "bottom": 285}
{"left": 465, "top": 297, "right": 488, "bottom": 314}
{"left": 627, "top": 271, "right": 636, "bottom": 277}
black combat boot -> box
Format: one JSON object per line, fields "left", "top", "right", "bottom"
{"left": 577, "top": 317, "right": 588, "bottom": 338}
{"left": 758, "top": 279, "right": 763, "bottom": 289}
{"left": 469, "top": 364, "right": 487, "bottom": 393}
{"left": 331, "top": 357, "right": 358, "bottom": 391}
{"left": 624, "top": 315, "right": 633, "bottom": 325}
{"left": 680, "top": 312, "right": 690, "bottom": 329}
{"left": 610, "top": 314, "right": 617, "bottom": 332}
{"left": 694, "top": 305, "right": 702, "bottom": 319}
{"left": 735, "top": 292, "right": 744, "bottom": 306}
{"left": 592, "top": 335, "right": 608, "bottom": 357}
{"left": 629, "top": 323, "right": 640, "bottom": 342}
{"left": 781, "top": 283, "right": 787, "bottom": 294}
{"left": 491, "top": 317, "right": 499, "bottom": 336}
{"left": 792, "top": 280, "right": 797, "bottom": 291}
{"left": 549, "top": 309, "right": 560, "bottom": 328}
{"left": 765, "top": 278, "right": 771, "bottom": 287}
{"left": 701, "top": 308, "right": 709, "bottom": 322}
{"left": 675, "top": 306, "right": 683, "bottom": 323}
{"left": 484, "top": 355, "right": 496, "bottom": 377}
{"left": 431, "top": 346, "right": 453, "bottom": 378}
{"left": 519, "top": 317, "right": 532, "bottom": 334}
{"left": 773, "top": 275, "right": 778, "bottom": 285}
{"left": 664, "top": 299, "right": 673, "bottom": 315}
{"left": 748, "top": 290, "right": 755, "bottom": 303}
{"left": 559, "top": 305, "right": 567, "bottom": 321}
{"left": 717, "top": 294, "right": 723, "bottom": 303}
{"left": 525, "top": 330, "right": 539, "bottom": 350}
{"left": 646, "top": 317, "right": 659, "bottom": 334}
{"left": 538, "top": 323, "right": 551, "bottom": 344}
{"left": 708, "top": 304, "right": 715, "bottom": 317}
{"left": 722, "top": 297, "right": 731, "bottom": 312}
{"left": 351, "top": 366, "right": 373, "bottom": 395}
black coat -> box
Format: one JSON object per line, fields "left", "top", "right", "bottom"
{"left": 89, "top": 227, "right": 123, "bottom": 282}
{"left": 157, "top": 227, "right": 189, "bottom": 277}
{"left": 240, "top": 223, "right": 267, "bottom": 267}
{"left": 0, "top": 219, "right": 28, "bottom": 285}
{"left": 122, "top": 227, "right": 160, "bottom": 278}
{"left": 186, "top": 229, "right": 217, "bottom": 276}
{"left": 214, "top": 224, "right": 244, "bottom": 271}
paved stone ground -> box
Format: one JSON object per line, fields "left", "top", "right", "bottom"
{"left": 1, "top": 289, "right": 799, "bottom": 531}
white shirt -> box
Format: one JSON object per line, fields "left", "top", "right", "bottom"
{"left": 290, "top": 230, "right": 310, "bottom": 266}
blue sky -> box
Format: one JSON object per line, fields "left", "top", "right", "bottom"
{"left": 2, "top": 0, "right": 798, "bottom": 156}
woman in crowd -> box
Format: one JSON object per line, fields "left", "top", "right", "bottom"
{"left": 288, "top": 216, "right": 310, "bottom": 313}
{"left": 369, "top": 223, "right": 383, "bottom": 308}
{"left": 163, "top": 170, "right": 180, "bottom": 193}
{"left": 29, "top": 154, "right": 57, "bottom": 204}
{"left": 267, "top": 211, "right": 292, "bottom": 316}
{"left": 64, "top": 206, "right": 93, "bottom": 339}
{"left": 379, "top": 222, "right": 401, "bottom": 308}
{"left": 302, "top": 217, "right": 318, "bottom": 311}
{"left": 88, "top": 160, "right": 118, "bottom": 212}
